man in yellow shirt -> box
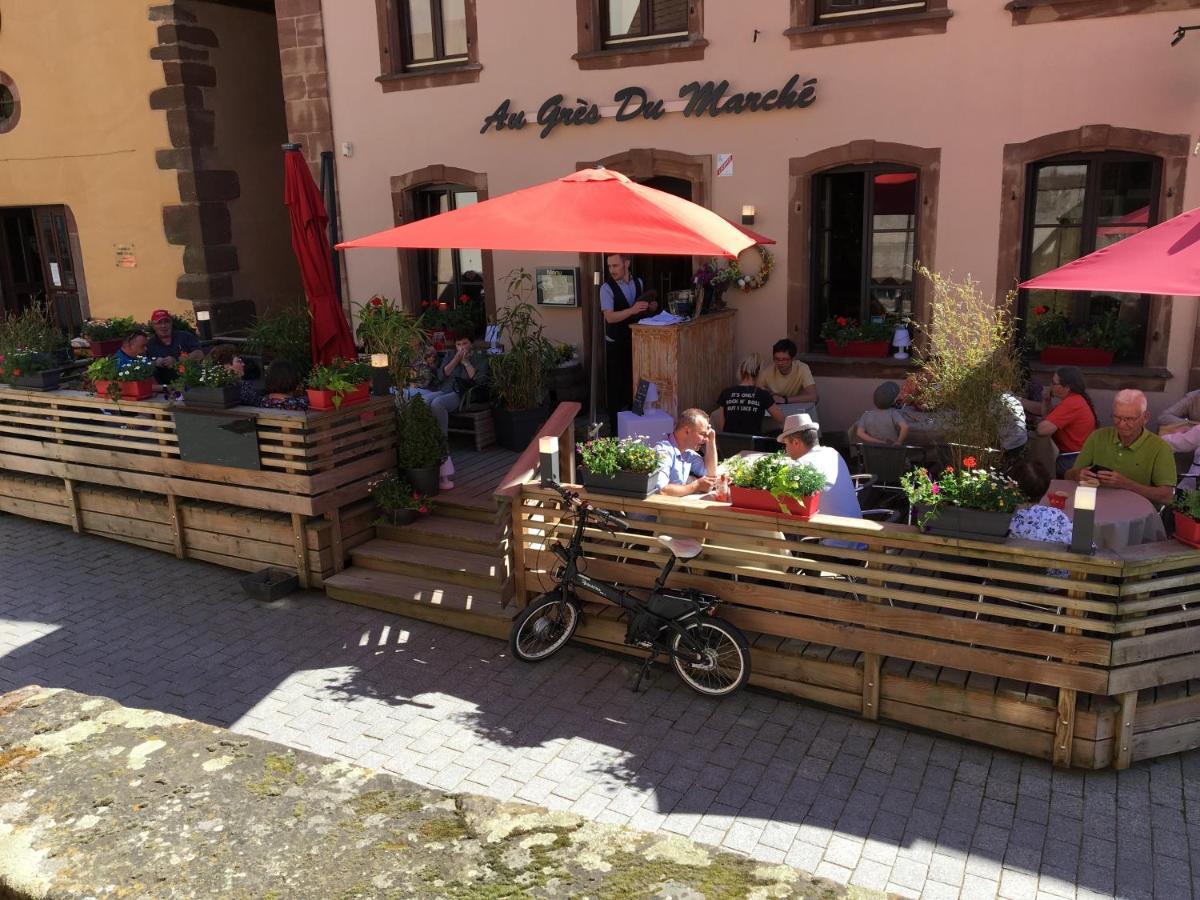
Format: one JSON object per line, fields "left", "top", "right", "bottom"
{"left": 757, "top": 339, "right": 818, "bottom": 414}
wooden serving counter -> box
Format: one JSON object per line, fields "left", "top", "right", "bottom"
{"left": 631, "top": 309, "right": 735, "bottom": 418}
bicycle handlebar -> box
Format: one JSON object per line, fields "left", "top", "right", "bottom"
{"left": 539, "top": 478, "right": 628, "bottom": 532}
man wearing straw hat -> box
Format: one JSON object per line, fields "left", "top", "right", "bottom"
{"left": 778, "top": 413, "right": 861, "bottom": 522}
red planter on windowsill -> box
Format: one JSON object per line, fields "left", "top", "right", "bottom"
{"left": 1038, "top": 346, "right": 1115, "bottom": 367}
{"left": 825, "top": 340, "right": 891, "bottom": 358}
{"left": 87, "top": 338, "right": 123, "bottom": 358}
{"left": 729, "top": 485, "right": 820, "bottom": 520}
{"left": 1174, "top": 511, "right": 1200, "bottom": 549}
{"left": 94, "top": 378, "right": 156, "bottom": 401}
{"left": 306, "top": 382, "right": 370, "bottom": 411}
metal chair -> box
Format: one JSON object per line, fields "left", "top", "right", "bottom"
{"left": 856, "top": 443, "right": 923, "bottom": 490}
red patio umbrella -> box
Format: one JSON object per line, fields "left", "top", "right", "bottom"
{"left": 283, "top": 146, "right": 357, "bottom": 365}
{"left": 338, "top": 168, "right": 758, "bottom": 258}
{"left": 1020, "top": 206, "right": 1200, "bottom": 296}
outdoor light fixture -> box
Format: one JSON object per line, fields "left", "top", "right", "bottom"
{"left": 370, "top": 353, "right": 390, "bottom": 396}
{"left": 892, "top": 324, "right": 912, "bottom": 360}
{"left": 1171, "top": 25, "right": 1200, "bottom": 45}
{"left": 194, "top": 308, "right": 212, "bottom": 342}
{"left": 741, "top": 205, "right": 756, "bottom": 226}
{"left": 1071, "top": 485, "right": 1097, "bottom": 554}
{"left": 539, "top": 435, "right": 560, "bottom": 484}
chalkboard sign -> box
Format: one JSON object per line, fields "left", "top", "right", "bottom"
{"left": 631, "top": 379, "right": 651, "bottom": 416}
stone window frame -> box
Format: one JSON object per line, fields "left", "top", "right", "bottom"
{"left": 1006, "top": 0, "right": 1200, "bottom": 27}
{"left": 788, "top": 141, "right": 941, "bottom": 369}
{"left": 374, "top": 0, "right": 481, "bottom": 93}
{"left": 995, "top": 125, "right": 1189, "bottom": 388}
{"left": 0, "top": 72, "right": 21, "bottom": 135}
{"left": 785, "top": 0, "right": 951, "bottom": 49}
{"left": 573, "top": 0, "right": 707, "bottom": 71}
{"left": 390, "top": 165, "right": 495, "bottom": 321}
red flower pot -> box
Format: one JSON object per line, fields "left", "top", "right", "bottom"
{"left": 1174, "top": 511, "right": 1200, "bottom": 549}
{"left": 87, "top": 338, "right": 124, "bottom": 358}
{"left": 729, "top": 485, "right": 820, "bottom": 520}
{"left": 825, "top": 340, "right": 891, "bottom": 358}
{"left": 306, "top": 382, "right": 370, "bottom": 411}
{"left": 94, "top": 379, "right": 156, "bottom": 401}
{"left": 1038, "top": 346, "right": 1115, "bottom": 367}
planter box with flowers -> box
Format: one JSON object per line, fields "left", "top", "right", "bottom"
{"left": 81, "top": 317, "right": 138, "bottom": 358}
{"left": 172, "top": 357, "right": 243, "bottom": 408}
{"left": 0, "top": 351, "right": 61, "bottom": 391}
{"left": 901, "top": 456, "right": 1024, "bottom": 542}
{"left": 87, "top": 356, "right": 156, "bottom": 401}
{"left": 577, "top": 437, "right": 660, "bottom": 499}
{"left": 1026, "top": 306, "right": 1134, "bottom": 367}
{"left": 1171, "top": 489, "right": 1200, "bottom": 549}
{"left": 305, "top": 358, "right": 372, "bottom": 411}
{"left": 369, "top": 471, "right": 434, "bottom": 526}
{"left": 723, "top": 452, "right": 825, "bottom": 520}
{"left": 819, "top": 315, "right": 896, "bottom": 358}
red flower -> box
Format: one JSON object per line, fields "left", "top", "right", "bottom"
{"left": 421, "top": 300, "right": 430, "bottom": 308}
{"left": 459, "top": 293, "right": 470, "bottom": 303}
{"left": 418, "top": 505, "right": 428, "bottom": 514}
{"left": 836, "top": 316, "right": 847, "bottom": 327}
{"left": 962, "top": 456, "right": 977, "bottom": 469}
{"left": 411, "top": 492, "right": 419, "bottom": 500}
{"left": 1033, "top": 306, "right": 1048, "bottom": 315}
{"left": 11, "top": 369, "right": 20, "bottom": 377}
{"left": 944, "top": 465, "right": 954, "bottom": 473}
{"left": 371, "top": 296, "right": 383, "bottom": 307}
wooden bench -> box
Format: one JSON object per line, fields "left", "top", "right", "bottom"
{"left": 448, "top": 403, "right": 495, "bottom": 451}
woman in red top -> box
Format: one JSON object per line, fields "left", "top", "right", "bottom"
{"left": 1036, "top": 366, "right": 1097, "bottom": 472}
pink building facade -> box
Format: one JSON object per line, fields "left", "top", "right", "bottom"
{"left": 277, "top": 0, "right": 1200, "bottom": 430}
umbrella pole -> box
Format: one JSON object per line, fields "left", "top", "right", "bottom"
{"left": 588, "top": 259, "right": 602, "bottom": 438}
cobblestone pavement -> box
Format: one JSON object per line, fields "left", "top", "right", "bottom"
{"left": 1, "top": 516, "right": 1198, "bottom": 899}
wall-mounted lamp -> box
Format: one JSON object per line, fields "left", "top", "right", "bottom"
{"left": 1171, "top": 24, "right": 1200, "bottom": 46}
{"left": 194, "top": 308, "right": 212, "bottom": 342}
{"left": 370, "top": 353, "right": 391, "bottom": 396}
{"left": 741, "top": 205, "right": 756, "bottom": 226}
{"left": 538, "top": 436, "right": 560, "bottom": 484}
{"left": 1071, "top": 485, "right": 1097, "bottom": 554}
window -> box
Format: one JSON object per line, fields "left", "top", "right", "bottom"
{"left": 413, "top": 186, "right": 486, "bottom": 335}
{"left": 810, "top": 166, "right": 919, "bottom": 346}
{"left": 815, "top": 0, "right": 926, "bottom": 20}
{"left": 374, "top": 0, "right": 479, "bottom": 91}
{"left": 1020, "top": 153, "right": 1160, "bottom": 364}
{"left": 603, "top": 0, "right": 689, "bottom": 47}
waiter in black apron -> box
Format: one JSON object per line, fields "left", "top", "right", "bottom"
{"left": 600, "top": 253, "right": 657, "bottom": 435}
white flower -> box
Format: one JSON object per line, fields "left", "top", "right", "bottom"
{"left": 737, "top": 278, "right": 746, "bottom": 288}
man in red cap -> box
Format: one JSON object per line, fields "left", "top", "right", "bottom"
{"left": 146, "top": 309, "right": 202, "bottom": 383}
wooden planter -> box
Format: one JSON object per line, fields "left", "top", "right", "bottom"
{"left": 94, "top": 378, "right": 156, "bottom": 401}
{"left": 11, "top": 370, "right": 61, "bottom": 391}
{"left": 579, "top": 466, "right": 657, "bottom": 499}
{"left": 825, "top": 339, "right": 891, "bottom": 358}
{"left": 1174, "top": 511, "right": 1200, "bottom": 549}
{"left": 86, "top": 338, "right": 123, "bottom": 358}
{"left": 920, "top": 504, "right": 1014, "bottom": 542}
{"left": 729, "top": 485, "right": 820, "bottom": 519}
{"left": 185, "top": 383, "right": 241, "bottom": 409}
{"left": 306, "top": 382, "right": 369, "bottom": 411}
{"left": 1039, "top": 346, "right": 1115, "bottom": 367}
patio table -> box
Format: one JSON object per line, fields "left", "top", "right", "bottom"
{"left": 1039, "top": 478, "right": 1166, "bottom": 550}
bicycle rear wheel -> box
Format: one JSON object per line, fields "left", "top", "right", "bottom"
{"left": 510, "top": 591, "right": 579, "bottom": 662}
{"left": 670, "top": 617, "right": 750, "bottom": 696}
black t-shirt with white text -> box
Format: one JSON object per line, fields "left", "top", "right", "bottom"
{"left": 718, "top": 385, "right": 775, "bottom": 435}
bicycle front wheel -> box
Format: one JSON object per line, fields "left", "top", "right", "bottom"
{"left": 509, "top": 591, "right": 579, "bottom": 662}
{"left": 670, "top": 617, "right": 750, "bottom": 696}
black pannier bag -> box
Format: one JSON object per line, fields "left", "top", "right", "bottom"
{"left": 624, "top": 590, "right": 700, "bottom": 645}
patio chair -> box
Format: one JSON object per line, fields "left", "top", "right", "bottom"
{"left": 447, "top": 383, "right": 495, "bottom": 451}
{"left": 856, "top": 443, "right": 923, "bottom": 493}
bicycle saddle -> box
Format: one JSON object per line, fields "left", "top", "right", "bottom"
{"left": 656, "top": 535, "right": 703, "bottom": 560}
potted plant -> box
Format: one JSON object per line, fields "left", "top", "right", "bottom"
{"left": 81, "top": 317, "right": 137, "bottom": 358}
{"left": 1171, "top": 488, "right": 1200, "bottom": 549}
{"left": 355, "top": 294, "right": 427, "bottom": 391}
{"left": 305, "top": 358, "right": 371, "bottom": 410}
{"left": 577, "top": 437, "right": 660, "bottom": 498}
{"left": 490, "top": 270, "right": 556, "bottom": 451}
{"left": 901, "top": 456, "right": 1025, "bottom": 541}
{"left": 244, "top": 305, "right": 313, "bottom": 376}
{"left": 546, "top": 341, "right": 586, "bottom": 403}
{"left": 1026, "top": 306, "right": 1136, "bottom": 366}
{"left": 0, "top": 350, "right": 62, "bottom": 390}
{"left": 819, "top": 315, "right": 895, "bottom": 358}
{"left": 87, "top": 355, "right": 156, "bottom": 401}
{"left": 723, "top": 453, "right": 826, "bottom": 519}
{"left": 369, "top": 471, "right": 434, "bottom": 526}
{"left": 396, "top": 394, "right": 448, "bottom": 495}
{"left": 173, "top": 358, "right": 243, "bottom": 408}
{"left": 0, "top": 303, "right": 70, "bottom": 365}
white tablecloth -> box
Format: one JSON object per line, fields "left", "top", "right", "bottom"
{"left": 1040, "top": 479, "right": 1166, "bottom": 551}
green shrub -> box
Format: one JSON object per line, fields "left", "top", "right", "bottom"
{"left": 245, "top": 304, "right": 312, "bottom": 374}
{"left": 396, "top": 395, "right": 448, "bottom": 469}
{"left": 0, "top": 304, "right": 67, "bottom": 355}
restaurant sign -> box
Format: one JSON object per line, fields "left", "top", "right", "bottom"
{"left": 481, "top": 74, "right": 818, "bottom": 140}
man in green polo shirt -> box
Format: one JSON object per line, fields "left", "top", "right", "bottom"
{"left": 1066, "top": 389, "right": 1175, "bottom": 506}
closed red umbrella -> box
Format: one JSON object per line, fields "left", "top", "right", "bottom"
{"left": 283, "top": 146, "right": 356, "bottom": 365}
{"left": 1020, "top": 206, "right": 1200, "bottom": 296}
{"left": 338, "top": 168, "right": 759, "bottom": 257}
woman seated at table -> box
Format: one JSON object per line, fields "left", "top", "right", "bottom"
{"left": 1035, "top": 366, "right": 1097, "bottom": 474}
{"left": 712, "top": 353, "right": 783, "bottom": 435}
{"left": 255, "top": 360, "right": 309, "bottom": 411}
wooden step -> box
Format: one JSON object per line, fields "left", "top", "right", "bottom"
{"left": 324, "top": 568, "right": 511, "bottom": 639}
{"left": 351, "top": 539, "right": 507, "bottom": 589}
{"left": 377, "top": 515, "right": 505, "bottom": 556}
{"left": 432, "top": 494, "right": 499, "bottom": 524}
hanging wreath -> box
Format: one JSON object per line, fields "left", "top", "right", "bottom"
{"left": 713, "top": 245, "right": 774, "bottom": 293}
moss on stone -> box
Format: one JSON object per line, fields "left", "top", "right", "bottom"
{"left": 594, "top": 852, "right": 808, "bottom": 900}
{"left": 418, "top": 815, "right": 468, "bottom": 842}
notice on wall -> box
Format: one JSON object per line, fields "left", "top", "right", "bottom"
{"left": 716, "top": 153, "right": 734, "bottom": 177}
{"left": 48, "top": 262, "right": 61, "bottom": 287}
{"left": 114, "top": 243, "right": 136, "bottom": 268}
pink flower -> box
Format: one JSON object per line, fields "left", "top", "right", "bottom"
{"left": 931, "top": 484, "right": 940, "bottom": 495}
{"left": 418, "top": 506, "right": 428, "bottom": 514}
